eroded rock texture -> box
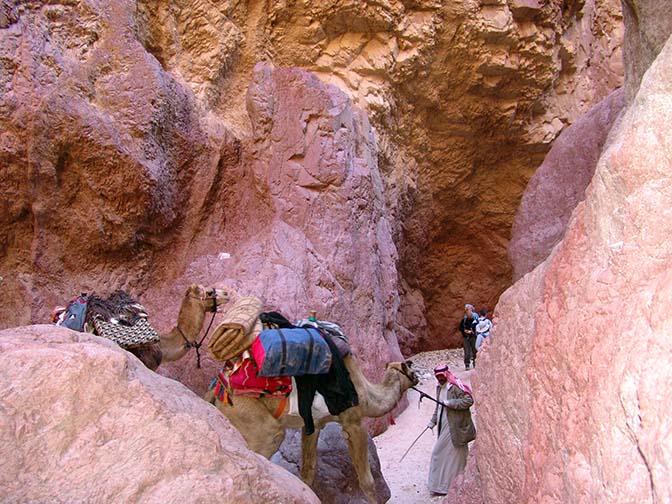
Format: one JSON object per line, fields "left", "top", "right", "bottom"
{"left": 151, "top": 64, "right": 406, "bottom": 418}
{"left": 257, "top": 0, "right": 624, "bottom": 350}
{"left": 466, "top": 30, "right": 672, "bottom": 504}
{"left": 0, "top": 325, "right": 319, "bottom": 504}
{"left": 0, "top": 0, "right": 238, "bottom": 327}
{"left": 0, "top": 0, "right": 623, "bottom": 357}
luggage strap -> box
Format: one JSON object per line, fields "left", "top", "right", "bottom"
{"left": 303, "top": 328, "right": 315, "bottom": 374}
{"left": 278, "top": 328, "right": 287, "bottom": 375}
{"left": 273, "top": 395, "right": 288, "bottom": 419}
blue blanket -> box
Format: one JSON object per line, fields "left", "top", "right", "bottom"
{"left": 251, "top": 327, "right": 332, "bottom": 377}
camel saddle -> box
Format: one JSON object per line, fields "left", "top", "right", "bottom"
{"left": 54, "top": 290, "right": 160, "bottom": 349}
{"left": 211, "top": 355, "right": 292, "bottom": 400}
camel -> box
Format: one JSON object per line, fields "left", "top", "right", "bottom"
{"left": 207, "top": 355, "right": 418, "bottom": 503}
{"left": 129, "top": 284, "right": 229, "bottom": 370}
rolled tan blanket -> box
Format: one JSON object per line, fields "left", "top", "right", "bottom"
{"left": 208, "top": 296, "right": 263, "bottom": 361}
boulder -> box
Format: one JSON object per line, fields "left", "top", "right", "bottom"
{"left": 0, "top": 325, "right": 319, "bottom": 504}
{"left": 272, "top": 423, "right": 391, "bottom": 504}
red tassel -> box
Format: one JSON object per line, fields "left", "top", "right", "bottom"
{"left": 388, "top": 414, "right": 396, "bottom": 425}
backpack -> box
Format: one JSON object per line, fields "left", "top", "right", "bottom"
{"left": 57, "top": 293, "right": 89, "bottom": 332}
{"left": 476, "top": 317, "right": 492, "bottom": 337}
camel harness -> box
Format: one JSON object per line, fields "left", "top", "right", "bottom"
{"left": 177, "top": 288, "right": 221, "bottom": 368}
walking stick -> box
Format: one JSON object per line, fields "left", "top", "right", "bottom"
{"left": 398, "top": 426, "right": 430, "bottom": 463}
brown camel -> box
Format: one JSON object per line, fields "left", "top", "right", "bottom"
{"left": 207, "top": 356, "right": 418, "bottom": 503}
{"left": 131, "top": 284, "right": 229, "bottom": 369}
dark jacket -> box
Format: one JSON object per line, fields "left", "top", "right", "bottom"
{"left": 430, "top": 384, "right": 476, "bottom": 447}
{"left": 459, "top": 314, "right": 478, "bottom": 338}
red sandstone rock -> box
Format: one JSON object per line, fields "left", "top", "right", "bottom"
{"left": 0, "top": 325, "right": 319, "bottom": 503}
{"left": 0, "top": 0, "right": 624, "bottom": 360}
{"left": 508, "top": 88, "right": 626, "bottom": 281}
{"left": 471, "top": 33, "right": 672, "bottom": 504}
{"left": 0, "top": 0, "right": 237, "bottom": 330}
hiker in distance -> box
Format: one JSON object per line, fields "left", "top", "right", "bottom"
{"left": 426, "top": 363, "right": 476, "bottom": 496}
{"left": 475, "top": 309, "right": 493, "bottom": 350}
{"left": 459, "top": 303, "right": 479, "bottom": 370}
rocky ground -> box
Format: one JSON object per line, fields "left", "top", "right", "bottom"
{"left": 373, "top": 348, "right": 475, "bottom": 503}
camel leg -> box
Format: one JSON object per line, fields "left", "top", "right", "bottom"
{"left": 215, "top": 399, "right": 286, "bottom": 459}
{"left": 300, "top": 428, "right": 321, "bottom": 485}
{"left": 339, "top": 410, "right": 379, "bottom": 504}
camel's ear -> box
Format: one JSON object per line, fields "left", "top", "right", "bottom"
{"left": 405, "top": 360, "right": 414, "bottom": 369}
{"left": 385, "top": 362, "right": 391, "bottom": 370}
{"left": 401, "top": 362, "right": 409, "bottom": 373}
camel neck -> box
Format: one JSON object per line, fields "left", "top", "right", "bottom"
{"left": 160, "top": 295, "right": 206, "bottom": 363}
{"left": 345, "top": 357, "right": 405, "bottom": 417}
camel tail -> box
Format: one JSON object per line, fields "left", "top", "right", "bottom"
{"left": 203, "top": 388, "right": 216, "bottom": 404}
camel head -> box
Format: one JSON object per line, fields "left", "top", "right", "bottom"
{"left": 161, "top": 284, "right": 231, "bottom": 367}
{"left": 185, "top": 284, "right": 230, "bottom": 313}
{"left": 385, "top": 360, "right": 420, "bottom": 389}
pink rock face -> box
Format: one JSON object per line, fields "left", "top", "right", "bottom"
{"left": 508, "top": 88, "right": 626, "bottom": 281}
{"left": 121, "top": 64, "right": 410, "bottom": 438}
{"left": 0, "top": 325, "right": 319, "bottom": 503}
{"left": 0, "top": 0, "right": 405, "bottom": 404}
{"left": 443, "top": 446, "right": 484, "bottom": 504}
{"left": 153, "top": 63, "right": 405, "bottom": 401}
{"left": 471, "top": 35, "right": 672, "bottom": 504}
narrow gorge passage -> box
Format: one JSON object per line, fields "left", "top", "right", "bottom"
{"left": 2, "top": 0, "right": 670, "bottom": 503}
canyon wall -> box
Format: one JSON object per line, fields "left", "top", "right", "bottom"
{"left": 0, "top": 0, "right": 623, "bottom": 359}
{"left": 462, "top": 2, "right": 672, "bottom": 502}
{"left": 1, "top": 1, "right": 649, "bottom": 502}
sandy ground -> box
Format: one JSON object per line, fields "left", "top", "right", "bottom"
{"left": 373, "top": 348, "right": 475, "bottom": 503}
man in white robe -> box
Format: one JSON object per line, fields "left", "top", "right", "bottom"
{"left": 427, "top": 363, "right": 476, "bottom": 495}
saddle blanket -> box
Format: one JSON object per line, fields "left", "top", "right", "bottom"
{"left": 211, "top": 355, "right": 291, "bottom": 399}
{"left": 250, "top": 327, "right": 332, "bottom": 377}
{"left": 93, "top": 317, "right": 160, "bottom": 349}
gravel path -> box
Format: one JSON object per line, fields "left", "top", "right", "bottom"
{"left": 373, "top": 348, "right": 475, "bottom": 503}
